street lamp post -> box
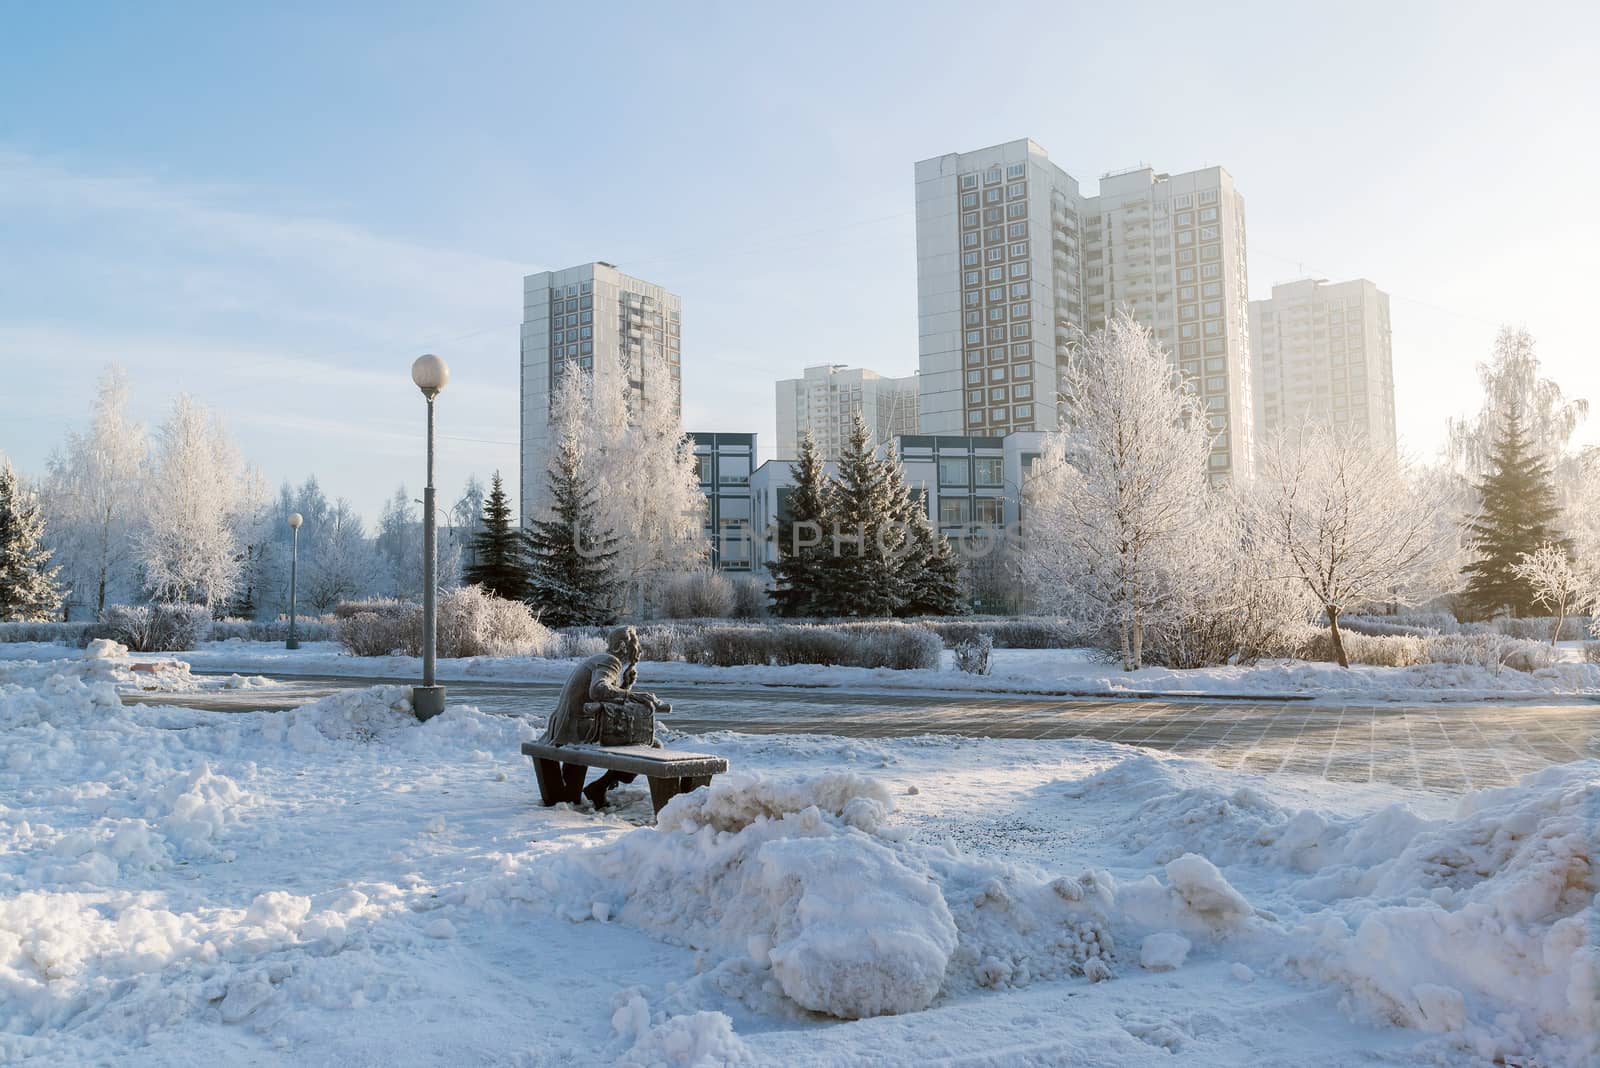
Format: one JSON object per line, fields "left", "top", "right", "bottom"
{"left": 411, "top": 354, "right": 449, "bottom": 720}
{"left": 286, "top": 512, "right": 303, "bottom": 649}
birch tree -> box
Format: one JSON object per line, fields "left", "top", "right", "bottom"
{"left": 42, "top": 365, "right": 148, "bottom": 616}
{"left": 139, "top": 395, "right": 247, "bottom": 609}
{"left": 1016, "top": 312, "right": 1214, "bottom": 670}
{"left": 1255, "top": 426, "right": 1447, "bottom": 667}
{"left": 543, "top": 358, "right": 705, "bottom": 616}
{"left": 1510, "top": 543, "right": 1595, "bottom": 645}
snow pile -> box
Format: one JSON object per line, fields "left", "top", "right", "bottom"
{"left": 1287, "top": 762, "right": 1599, "bottom": 1066}
{"left": 611, "top": 994, "right": 752, "bottom": 1066}
{"left": 498, "top": 770, "right": 1251, "bottom": 1021}
{"left": 259, "top": 685, "right": 418, "bottom": 752}
{"left": 1071, "top": 752, "right": 1430, "bottom": 873}
{"left": 84, "top": 638, "right": 128, "bottom": 659}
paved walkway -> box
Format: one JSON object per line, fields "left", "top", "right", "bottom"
{"left": 129, "top": 674, "right": 1600, "bottom": 796}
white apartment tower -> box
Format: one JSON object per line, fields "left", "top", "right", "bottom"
{"left": 915, "top": 140, "right": 1254, "bottom": 481}
{"left": 1249, "top": 278, "right": 1396, "bottom": 453}
{"left": 775, "top": 364, "right": 919, "bottom": 460}
{"left": 914, "top": 140, "right": 1082, "bottom": 441}
{"left": 519, "top": 262, "right": 683, "bottom": 518}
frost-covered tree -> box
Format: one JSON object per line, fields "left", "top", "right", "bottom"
{"left": 768, "top": 431, "right": 833, "bottom": 618}
{"left": 465, "top": 472, "right": 527, "bottom": 601}
{"left": 1448, "top": 327, "right": 1588, "bottom": 490}
{"left": 524, "top": 428, "right": 619, "bottom": 627}
{"left": 450, "top": 475, "right": 486, "bottom": 576}
{"left": 1256, "top": 426, "right": 1447, "bottom": 668}
{"left": 1461, "top": 406, "right": 1566, "bottom": 620}
{"left": 302, "top": 498, "right": 382, "bottom": 613}
{"left": 139, "top": 395, "right": 246, "bottom": 609}
{"left": 1017, "top": 312, "right": 1214, "bottom": 670}
{"left": 0, "top": 457, "right": 65, "bottom": 622}
{"left": 543, "top": 360, "right": 704, "bottom": 615}
{"left": 41, "top": 365, "right": 148, "bottom": 617}
{"left": 376, "top": 486, "right": 422, "bottom": 601}
{"left": 1510, "top": 543, "right": 1594, "bottom": 645}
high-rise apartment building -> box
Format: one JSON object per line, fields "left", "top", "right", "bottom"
{"left": 915, "top": 140, "right": 1255, "bottom": 481}
{"left": 914, "top": 140, "right": 1082, "bottom": 441}
{"left": 774, "top": 364, "right": 919, "bottom": 460}
{"left": 519, "top": 262, "right": 682, "bottom": 518}
{"left": 1249, "top": 278, "right": 1396, "bottom": 452}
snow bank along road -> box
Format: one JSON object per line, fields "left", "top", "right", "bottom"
{"left": 134, "top": 670, "right": 1600, "bottom": 796}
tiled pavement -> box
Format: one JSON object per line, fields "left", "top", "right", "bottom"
{"left": 138, "top": 675, "right": 1600, "bottom": 796}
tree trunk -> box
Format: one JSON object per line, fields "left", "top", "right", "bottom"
{"left": 1130, "top": 614, "right": 1144, "bottom": 672}
{"left": 1118, "top": 620, "right": 1134, "bottom": 672}
{"left": 1327, "top": 607, "right": 1349, "bottom": 668}
{"left": 1551, "top": 606, "right": 1564, "bottom": 646}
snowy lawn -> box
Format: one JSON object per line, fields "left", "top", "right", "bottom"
{"left": 9, "top": 638, "right": 1594, "bottom": 704}
{"left": 2, "top": 651, "right": 1595, "bottom": 1066}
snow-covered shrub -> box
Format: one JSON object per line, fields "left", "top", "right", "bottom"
{"left": 333, "top": 597, "right": 419, "bottom": 620}
{"left": 658, "top": 572, "right": 736, "bottom": 619}
{"left": 1493, "top": 615, "right": 1592, "bottom": 642}
{"left": 209, "top": 617, "right": 335, "bottom": 642}
{"left": 676, "top": 622, "right": 941, "bottom": 670}
{"left": 729, "top": 575, "right": 769, "bottom": 619}
{"left": 952, "top": 633, "right": 993, "bottom": 675}
{"left": 556, "top": 631, "right": 607, "bottom": 659}
{"left": 437, "top": 585, "right": 556, "bottom": 658}
{"left": 337, "top": 608, "right": 421, "bottom": 657}
{"left": 1300, "top": 630, "right": 1429, "bottom": 668}
{"left": 100, "top": 603, "right": 213, "bottom": 652}
{"left": 1422, "top": 633, "right": 1555, "bottom": 674}
{"left": 1582, "top": 642, "right": 1600, "bottom": 663}
{"left": 0, "top": 620, "right": 100, "bottom": 645}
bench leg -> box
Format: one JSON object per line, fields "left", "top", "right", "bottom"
{"left": 648, "top": 776, "right": 677, "bottom": 814}
{"left": 681, "top": 775, "right": 712, "bottom": 794}
{"left": 560, "top": 763, "right": 589, "bottom": 804}
{"left": 533, "top": 758, "right": 563, "bottom": 806}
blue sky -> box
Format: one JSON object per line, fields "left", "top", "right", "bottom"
{"left": 3, "top": 0, "right": 1596, "bottom": 523}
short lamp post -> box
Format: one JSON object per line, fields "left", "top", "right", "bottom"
{"left": 411, "top": 353, "right": 449, "bottom": 720}
{"left": 286, "top": 512, "right": 303, "bottom": 649}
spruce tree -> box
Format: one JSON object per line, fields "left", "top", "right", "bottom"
{"left": 0, "top": 458, "right": 65, "bottom": 622}
{"left": 465, "top": 472, "right": 528, "bottom": 601}
{"left": 821, "top": 416, "right": 908, "bottom": 617}
{"left": 1461, "top": 406, "right": 1567, "bottom": 618}
{"left": 897, "top": 502, "right": 968, "bottom": 616}
{"left": 768, "top": 432, "right": 834, "bottom": 617}
{"left": 523, "top": 434, "right": 620, "bottom": 627}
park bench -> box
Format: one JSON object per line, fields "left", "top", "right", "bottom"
{"left": 520, "top": 741, "right": 728, "bottom": 815}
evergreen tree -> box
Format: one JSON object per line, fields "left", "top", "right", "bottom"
{"left": 897, "top": 501, "right": 968, "bottom": 616}
{"left": 821, "top": 416, "right": 909, "bottom": 617}
{"left": 0, "top": 458, "right": 65, "bottom": 622}
{"left": 768, "top": 432, "right": 835, "bottom": 617}
{"left": 464, "top": 472, "right": 528, "bottom": 601}
{"left": 1461, "top": 406, "right": 1567, "bottom": 618}
{"left": 524, "top": 433, "right": 620, "bottom": 627}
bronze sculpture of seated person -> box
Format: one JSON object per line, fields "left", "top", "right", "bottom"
{"left": 540, "top": 625, "right": 671, "bottom": 808}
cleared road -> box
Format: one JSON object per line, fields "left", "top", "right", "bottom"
{"left": 125, "top": 672, "right": 1600, "bottom": 795}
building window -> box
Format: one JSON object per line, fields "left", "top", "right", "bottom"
{"left": 1006, "top": 162, "right": 1025, "bottom": 178}
{"left": 1008, "top": 221, "right": 1027, "bottom": 238}
{"left": 1011, "top": 342, "right": 1031, "bottom": 359}
{"left": 939, "top": 498, "right": 970, "bottom": 525}
{"left": 1010, "top": 302, "right": 1030, "bottom": 319}
{"left": 966, "top": 410, "right": 983, "bottom": 426}
{"left": 966, "top": 370, "right": 982, "bottom": 384}
{"left": 1007, "top": 182, "right": 1025, "bottom": 199}
{"left": 973, "top": 457, "right": 1003, "bottom": 485}
{"left": 1013, "top": 363, "right": 1032, "bottom": 378}
{"left": 1008, "top": 262, "right": 1028, "bottom": 278}
{"left": 989, "top": 366, "right": 1008, "bottom": 382}
{"left": 1010, "top": 282, "right": 1030, "bottom": 299}
{"left": 1009, "top": 241, "right": 1028, "bottom": 257}
{"left": 1014, "top": 383, "right": 1032, "bottom": 400}
{"left": 696, "top": 456, "right": 713, "bottom": 484}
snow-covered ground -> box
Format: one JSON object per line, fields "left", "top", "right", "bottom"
{"left": 2, "top": 649, "right": 1595, "bottom": 1066}
{"left": 7, "top": 638, "right": 1596, "bottom": 704}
